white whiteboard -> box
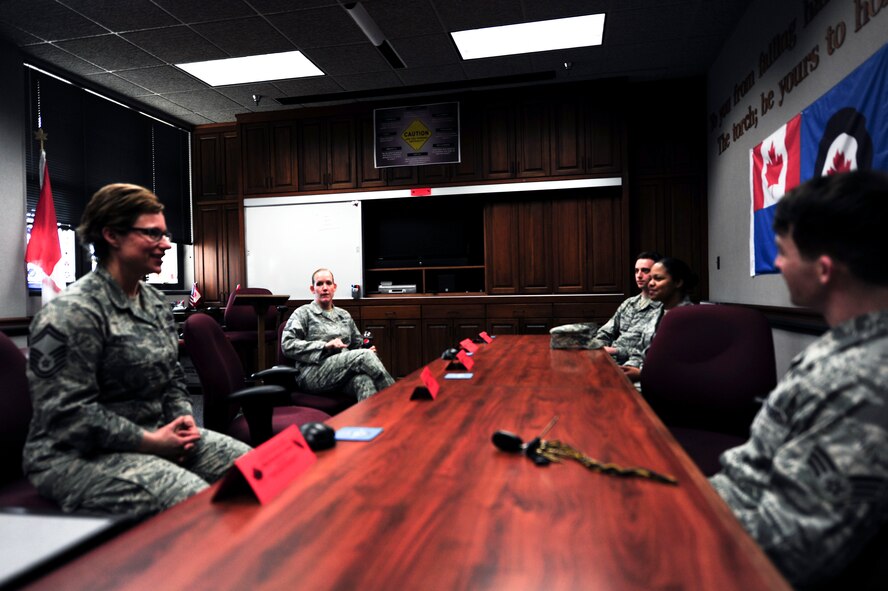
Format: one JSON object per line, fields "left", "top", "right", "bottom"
{"left": 244, "top": 200, "right": 363, "bottom": 300}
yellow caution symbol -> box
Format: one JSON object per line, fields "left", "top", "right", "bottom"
{"left": 401, "top": 119, "right": 431, "bottom": 150}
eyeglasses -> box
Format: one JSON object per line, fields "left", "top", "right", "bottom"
{"left": 129, "top": 227, "right": 173, "bottom": 242}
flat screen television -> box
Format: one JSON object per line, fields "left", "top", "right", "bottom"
{"left": 363, "top": 196, "right": 483, "bottom": 268}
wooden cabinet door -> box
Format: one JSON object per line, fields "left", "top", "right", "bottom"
{"left": 552, "top": 196, "right": 588, "bottom": 293}
{"left": 193, "top": 127, "right": 239, "bottom": 201}
{"left": 515, "top": 100, "right": 549, "bottom": 178}
{"left": 327, "top": 117, "right": 356, "bottom": 189}
{"left": 193, "top": 201, "right": 243, "bottom": 305}
{"left": 390, "top": 319, "right": 423, "bottom": 378}
{"left": 481, "top": 102, "right": 514, "bottom": 180}
{"left": 422, "top": 319, "right": 453, "bottom": 365}
{"left": 588, "top": 191, "right": 624, "bottom": 293}
{"left": 357, "top": 115, "right": 386, "bottom": 188}
{"left": 587, "top": 108, "right": 622, "bottom": 174}
{"left": 484, "top": 201, "right": 519, "bottom": 294}
{"left": 241, "top": 122, "right": 297, "bottom": 194}
{"left": 300, "top": 118, "right": 356, "bottom": 191}
{"left": 241, "top": 123, "right": 272, "bottom": 194}
{"left": 549, "top": 100, "right": 586, "bottom": 177}
{"left": 517, "top": 200, "right": 552, "bottom": 294}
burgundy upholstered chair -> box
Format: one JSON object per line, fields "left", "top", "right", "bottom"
{"left": 639, "top": 305, "right": 777, "bottom": 476}
{"left": 264, "top": 321, "right": 355, "bottom": 416}
{"left": 0, "top": 332, "right": 58, "bottom": 510}
{"left": 184, "top": 313, "right": 330, "bottom": 446}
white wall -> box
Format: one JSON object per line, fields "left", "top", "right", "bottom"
{"left": 0, "top": 41, "right": 28, "bottom": 319}
{"left": 706, "top": 0, "right": 887, "bottom": 306}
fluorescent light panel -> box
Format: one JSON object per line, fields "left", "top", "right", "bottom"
{"left": 176, "top": 51, "right": 324, "bottom": 86}
{"left": 452, "top": 14, "right": 605, "bottom": 60}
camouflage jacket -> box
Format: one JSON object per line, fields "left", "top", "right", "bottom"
{"left": 589, "top": 293, "right": 662, "bottom": 363}
{"left": 623, "top": 297, "right": 694, "bottom": 369}
{"left": 23, "top": 267, "right": 192, "bottom": 474}
{"left": 281, "top": 301, "right": 362, "bottom": 366}
{"left": 710, "top": 309, "right": 888, "bottom": 587}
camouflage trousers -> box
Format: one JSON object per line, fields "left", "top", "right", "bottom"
{"left": 31, "top": 429, "right": 250, "bottom": 517}
{"left": 296, "top": 348, "right": 395, "bottom": 401}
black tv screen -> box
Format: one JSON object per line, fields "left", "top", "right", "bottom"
{"left": 363, "top": 196, "right": 483, "bottom": 268}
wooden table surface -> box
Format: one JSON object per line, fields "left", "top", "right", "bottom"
{"left": 23, "top": 335, "right": 790, "bottom": 591}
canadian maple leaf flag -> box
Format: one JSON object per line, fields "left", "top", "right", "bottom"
{"left": 749, "top": 114, "right": 801, "bottom": 276}
{"left": 25, "top": 153, "right": 64, "bottom": 301}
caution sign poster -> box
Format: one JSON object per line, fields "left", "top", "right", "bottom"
{"left": 373, "top": 102, "right": 460, "bottom": 168}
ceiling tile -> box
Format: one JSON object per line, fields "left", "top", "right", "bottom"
{"left": 0, "top": 0, "right": 105, "bottom": 41}
{"left": 122, "top": 26, "right": 228, "bottom": 63}
{"left": 21, "top": 43, "right": 105, "bottom": 76}
{"left": 192, "top": 17, "right": 295, "bottom": 57}
{"left": 62, "top": 0, "right": 179, "bottom": 31}
{"left": 56, "top": 34, "right": 162, "bottom": 70}
{"left": 150, "top": 0, "right": 257, "bottom": 23}
{"left": 115, "top": 65, "right": 207, "bottom": 94}
{"left": 267, "top": 6, "right": 366, "bottom": 49}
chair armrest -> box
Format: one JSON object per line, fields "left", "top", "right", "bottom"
{"left": 228, "top": 384, "right": 292, "bottom": 407}
{"left": 251, "top": 365, "right": 299, "bottom": 388}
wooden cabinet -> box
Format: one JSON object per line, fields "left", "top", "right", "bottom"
{"left": 192, "top": 125, "right": 239, "bottom": 201}
{"left": 417, "top": 106, "right": 483, "bottom": 185}
{"left": 484, "top": 200, "right": 552, "bottom": 294}
{"left": 486, "top": 304, "right": 552, "bottom": 335}
{"left": 361, "top": 305, "right": 423, "bottom": 379}
{"left": 481, "top": 100, "right": 549, "bottom": 180}
{"left": 356, "top": 114, "right": 420, "bottom": 188}
{"left": 241, "top": 120, "right": 298, "bottom": 195}
{"left": 193, "top": 201, "right": 243, "bottom": 306}
{"left": 485, "top": 191, "right": 625, "bottom": 296}
{"left": 298, "top": 116, "right": 356, "bottom": 192}
{"left": 549, "top": 100, "right": 623, "bottom": 177}
{"left": 420, "top": 304, "right": 485, "bottom": 364}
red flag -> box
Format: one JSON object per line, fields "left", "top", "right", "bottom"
{"left": 25, "top": 161, "right": 62, "bottom": 277}
{"left": 190, "top": 282, "right": 202, "bottom": 308}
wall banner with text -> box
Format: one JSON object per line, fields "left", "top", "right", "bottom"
{"left": 374, "top": 102, "right": 460, "bottom": 168}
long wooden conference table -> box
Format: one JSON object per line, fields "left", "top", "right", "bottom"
{"left": 22, "top": 335, "right": 790, "bottom": 590}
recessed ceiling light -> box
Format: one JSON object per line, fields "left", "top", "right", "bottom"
{"left": 176, "top": 51, "right": 324, "bottom": 86}
{"left": 451, "top": 14, "right": 605, "bottom": 60}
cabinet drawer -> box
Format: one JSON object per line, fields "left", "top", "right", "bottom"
{"left": 422, "top": 304, "right": 486, "bottom": 319}
{"left": 361, "top": 305, "right": 421, "bottom": 320}
{"left": 485, "top": 303, "right": 552, "bottom": 318}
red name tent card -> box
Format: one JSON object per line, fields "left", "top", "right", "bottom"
{"left": 459, "top": 338, "right": 479, "bottom": 353}
{"left": 411, "top": 366, "right": 440, "bottom": 400}
{"left": 410, "top": 187, "right": 432, "bottom": 197}
{"left": 456, "top": 349, "right": 475, "bottom": 371}
{"left": 213, "top": 425, "right": 317, "bottom": 505}
{"left": 479, "top": 331, "right": 493, "bottom": 343}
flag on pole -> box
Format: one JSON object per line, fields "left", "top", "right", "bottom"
{"left": 25, "top": 150, "right": 64, "bottom": 303}
{"left": 190, "top": 282, "right": 203, "bottom": 308}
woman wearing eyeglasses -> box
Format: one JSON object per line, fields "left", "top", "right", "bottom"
{"left": 23, "top": 183, "right": 250, "bottom": 517}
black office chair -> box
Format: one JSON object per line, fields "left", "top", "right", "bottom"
{"left": 184, "top": 313, "right": 331, "bottom": 446}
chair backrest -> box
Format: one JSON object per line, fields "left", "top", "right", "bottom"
{"left": 223, "top": 287, "right": 276, "bottom": 331}
{"left": 277, "top": 321, "right": 294, "bottom": 367}
{"left": 183, "top": 313, "right": 246, "bottom": 432}
{"left": 640, "top": 305, "right": 777, "bottom": 436}
{"left": 0, "top": 332, "right": 32, "bottom": 485}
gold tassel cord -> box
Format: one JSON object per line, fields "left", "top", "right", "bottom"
{"left": 536, "top": 439, "right": 678, "bottom": 485}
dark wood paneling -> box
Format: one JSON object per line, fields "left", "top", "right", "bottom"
{"left": 588, "top": 192, "right": 623, "bottom": 293}
{"left": 484, "top": 201, "right": 519, "bottom": 294}
{"left": 515, "top": 100, "right": 549, "bottom": 178}
{"left": 552, "top": 196, "right": 588, "bottom": 293}
{"left": 517, "top": 200, "right": 552, "bottom": 293}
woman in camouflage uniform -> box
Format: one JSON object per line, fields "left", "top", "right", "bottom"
{"left": 23, "top": 184, "right": 250, "bottom": 516}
